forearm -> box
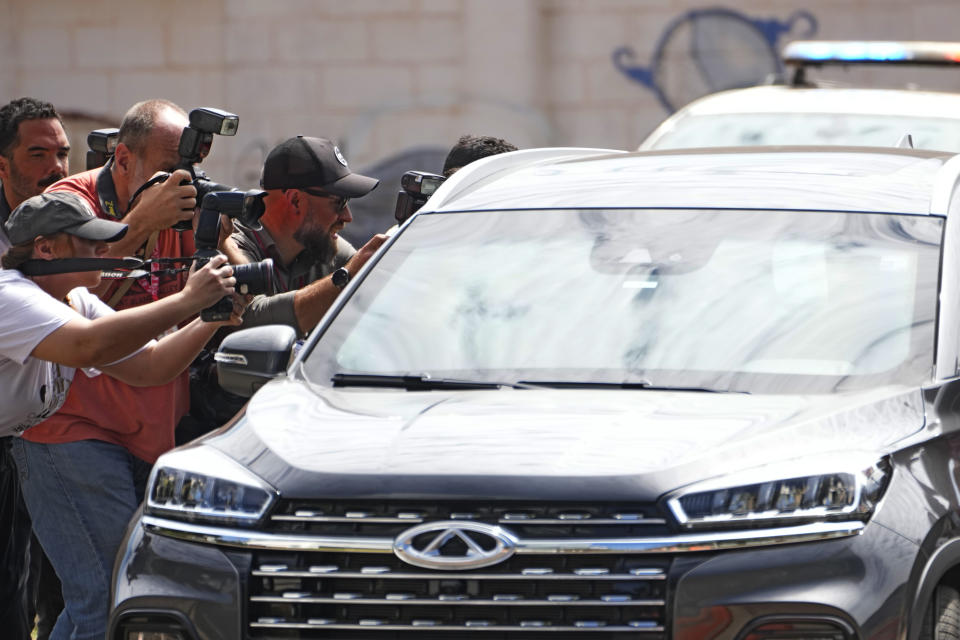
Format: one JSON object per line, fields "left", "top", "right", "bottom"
{"left": 103, "top": 317, "right": 219, "bottom": 386}
{"left": 33, "top": 291, "right": 201, "bottom": 368}
{"left": 221, "top": 236, "right": 250, "bottom": 265}
{"left": 293, "top": 276, "right": 341, "bottom": 334}
{"left": 102, "top": 212, "right": 154, "bottom": 258}
{"left": 240, "top": 291, "right": 301, "bottom": 332}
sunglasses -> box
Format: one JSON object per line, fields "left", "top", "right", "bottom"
{"left": 302, "top": 188, "right": 349, "bottom": 212}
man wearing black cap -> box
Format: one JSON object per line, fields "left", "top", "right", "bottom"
{"left": 228, "top": 136, "right": 388, "bottom": 334}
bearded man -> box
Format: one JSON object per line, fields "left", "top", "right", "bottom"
{"left": 226, "top": 136, "right": 385, "bottom": 334}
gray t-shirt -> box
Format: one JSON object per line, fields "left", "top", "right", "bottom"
{"left": 230, "top": 223, "right": 355, "bottom": 332}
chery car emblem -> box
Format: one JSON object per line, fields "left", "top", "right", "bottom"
{"left": 393, "top": 521, "right": 518, "bottom": 570}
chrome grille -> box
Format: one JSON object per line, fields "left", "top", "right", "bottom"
{"left": 266, "top": 501, "right": 670, "bottom": 538}
{"left": 249, "top": 551, "right": 668, "bottom": 638}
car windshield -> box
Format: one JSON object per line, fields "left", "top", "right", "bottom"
{"left": 303, "top": 209, "right": 941, "bottom": 394}
{"left": 649, "top": 113, "right": 960, "bottom": 152}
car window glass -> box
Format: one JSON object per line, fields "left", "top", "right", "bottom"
{"left": 306, "top": 209, "right": 941, "bottom": 394}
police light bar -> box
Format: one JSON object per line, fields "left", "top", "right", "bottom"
{"left": 783, "top": 40, "right": 960, "bottom": 66}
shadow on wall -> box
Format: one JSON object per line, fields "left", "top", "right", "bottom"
{"left": 613, "top": 6, "right": 818, "bottom": 113}
{"left": 341, "top": 146, "right": 446, "bottom": 248}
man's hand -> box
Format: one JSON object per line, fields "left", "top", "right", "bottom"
{"left": 128, "top": 169, "right": 197, "bottom": 233}
{"left": 182, "top": 254, "right": 237, "bottom": 310}
{"left": 217, "top": 214, "right": 235, "bottom": 248}
{"left": 213, "top": 292, "right": 252, "bottom": 327}
{"left": 344, "top": 234, "right": 388, "bottom": 275}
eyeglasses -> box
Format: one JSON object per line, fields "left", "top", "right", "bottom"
{"left": 302, "top": 188, "right": 349, "bottom": 212}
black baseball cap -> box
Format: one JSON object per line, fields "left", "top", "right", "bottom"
{"left": 4, "top": 191, "right": 127, "bottom": 246}
{"left": 260, "top": 136, "right": 379, "bottom": 197}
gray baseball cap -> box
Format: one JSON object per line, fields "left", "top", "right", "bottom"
{"left": 4, "top": 191, "right": 127, "bottom": 246}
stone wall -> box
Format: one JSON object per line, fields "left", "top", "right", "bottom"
{"left": 3, "top": 0, "right": 959, "bottom": 189}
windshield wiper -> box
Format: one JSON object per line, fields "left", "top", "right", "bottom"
{"left": 331, "top": 373, "right": 533, "bottom": 391}
{"left": 516, "top": 380, "right": 749, "bottom": 393}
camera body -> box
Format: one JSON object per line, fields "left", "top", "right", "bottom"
{"left": 394, "top": 170, "right": 446, "bottom": 225}
{"left": 172, "top": 108, "right": 241, "bottom": 231}
{"left": 86, "top": 128, "right": 119, "bottom": 170}
{"left": 194, "top": 191, "right": 274, "bottom": 322}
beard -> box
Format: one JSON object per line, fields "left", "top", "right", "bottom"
{"left": 294, "top": 221, "right": 338, "bottom": 266}
{"left": 5, "top": 162, "right": 65, "bottom": 203}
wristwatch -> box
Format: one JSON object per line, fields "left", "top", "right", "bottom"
{"left": 331, "top": 267, "right": 351, "bottom": 289}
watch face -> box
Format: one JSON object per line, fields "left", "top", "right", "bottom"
{"left": 332, "top": 267, "right": 350, "bottom": 288}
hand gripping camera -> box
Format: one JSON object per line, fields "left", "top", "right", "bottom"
{"left": 194, "top": 191, "right": 275, "bottom": 322}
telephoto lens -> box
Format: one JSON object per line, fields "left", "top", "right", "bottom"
{"left": 233, "top": 258, "right": 275, "bottom": 296}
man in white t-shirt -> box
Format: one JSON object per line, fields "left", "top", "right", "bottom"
{"left": 0, "top": 190, "right": 244, "bottom": 640}
{"left": 0, "top": 96, "right": 71, "bottom": 640}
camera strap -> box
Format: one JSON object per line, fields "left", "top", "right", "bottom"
{"left": 107, "top": 231, "right": 159, "bottom": 307}
{"left": 126, "top": 173, "right": 170, "bottom": 213}
{"left": 19, "top": 257, "right": 145, "bottom": 276}
{"left": 95, "top": 158, "right": 123, "bottom": 220}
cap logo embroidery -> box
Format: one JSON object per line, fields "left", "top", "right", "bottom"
{"left": 333, "top": 146, "right": 348, "bottom": 167}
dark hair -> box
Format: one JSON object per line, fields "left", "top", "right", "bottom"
{"left": 1, "top": 242, "right": 35, "bottom": 270}
{"left": 442, "top": 134, "right": 518, "bottom": 177}
{"left": 1, "top": 233, "right": 74, "bottom": 271}
{"left": 118, "top": 99, "right": 186, "bottom": 155}
{"left": 0, "top": 97, "right": 62, "bottom": 158}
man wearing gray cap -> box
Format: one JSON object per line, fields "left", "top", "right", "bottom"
{"left": 0, "top": 191, "right": 242, "bottom": 640}
{"left": 227, "top": 136, "right": 388, "bottom": 335}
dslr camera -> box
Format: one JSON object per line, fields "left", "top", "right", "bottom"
{"left": 85, "top": 107, "right": 245, "bottom": 230}
{"left": 394, "top": 170, "right": 446, "bottom": 225}
{"left": 193, "top": 191, "right": 275, "bottom": 322}
{"left": 170, "top": 107, "right": 242, "bottom": 231}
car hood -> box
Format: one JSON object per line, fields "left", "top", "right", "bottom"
{"left": 209, "top": 381, "right": 925, "bottom": 502}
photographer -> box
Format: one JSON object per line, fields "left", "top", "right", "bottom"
{"left": 1, "top": 191, "right": 243, "bottom": 640}
{"left": 27, "top": 99, "right": 202, "bottom": 462}
{"left": 227, "top": 136, "right": 387, "bottom": 335}
{"left": 441, "top": 134, "right": 518, "bottom": 177}
{"left": 16, "top": 99, "right": 220, "bottom": 640}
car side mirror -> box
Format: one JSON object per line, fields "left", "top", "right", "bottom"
{"left": 214, "top": 325, "right": 297, "bottom": 398}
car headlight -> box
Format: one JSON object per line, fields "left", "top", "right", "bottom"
{"left": 666, "top": 457, "right": 890, "bottom": 530}
{"left": 145, "top": 445, "right": 277, "bottom": 526}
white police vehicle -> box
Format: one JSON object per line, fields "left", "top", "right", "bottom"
{"left": 641, "top": 40, "right": 960, "bottom": 151}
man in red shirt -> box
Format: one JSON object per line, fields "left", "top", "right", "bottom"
{"left": 14, "top": 99, "right": 200, "bottom": 640}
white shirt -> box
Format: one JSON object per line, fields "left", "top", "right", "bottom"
{"left": 0, "top": 269, "right": 113, "bottom": 436}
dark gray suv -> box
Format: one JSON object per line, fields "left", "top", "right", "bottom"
{"left": 110, "top": 146, "right": 960, "bottom": 640}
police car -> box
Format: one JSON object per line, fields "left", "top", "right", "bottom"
{"left": 640, "top": 40, "right": 960, "bottom": 151}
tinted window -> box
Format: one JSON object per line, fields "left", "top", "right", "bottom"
{"left": 304, "top": 209, "right": 941, "bottom": 394}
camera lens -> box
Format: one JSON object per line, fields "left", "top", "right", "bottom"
{"left": 233, "top": 258, "right": 274, "bottom": 295}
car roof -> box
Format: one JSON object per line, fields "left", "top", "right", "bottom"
{"left": 656, "top": 85, "right": 960, "bottom": 118}
{"left": 639, "top": 85, "right": 960, "bottom": 152}
{"left": 424, "top": 146, "right": 958, "bottom": 217}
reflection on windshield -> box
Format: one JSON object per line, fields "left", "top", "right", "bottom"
{"left": 305, "top": 210, "right": 940, "bottom": 394}
{"left": 650, "top": 113, "right": 960, "bottom": 152}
